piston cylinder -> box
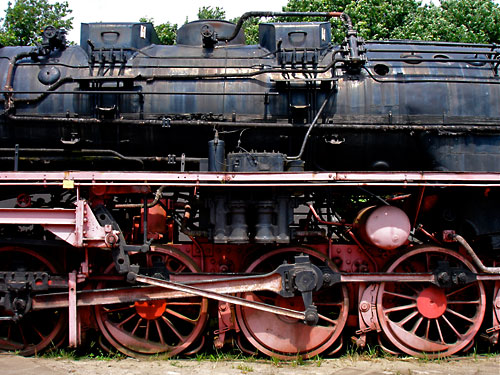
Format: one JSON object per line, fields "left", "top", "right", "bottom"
{"left": 354, "top": 206, "right": 411, "bottom": 250}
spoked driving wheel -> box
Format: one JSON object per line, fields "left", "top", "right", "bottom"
{"left": 377, "top": 246, "right": 486, "bottom": 358}
{"left": 95, "top": 246, "right": 208, "bottom": 357}
{"left": 0, "top": 246, "right": 66, "bottom": 356}
{"left": 236, "top": 247, "right": 349, "bottom": 359}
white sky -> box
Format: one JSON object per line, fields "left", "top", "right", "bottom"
{"left": 0, "top": 0, "right": 289, "bottom": 43}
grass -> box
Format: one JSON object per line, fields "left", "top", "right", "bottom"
{"left": 343, "top": 343, "right": 381, "bottom": 361}
{"left": 38, "top": 336, "right": 499, "bottom": 365}
{"left": 236, "top": 363, "right": 254, "bottom": 373}
{"left": 41, "top": 341, "right": 125, "bottom": 361}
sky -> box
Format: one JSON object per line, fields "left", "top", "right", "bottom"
{"left": 0, "top": 0, "right": 289, "bottom": 43}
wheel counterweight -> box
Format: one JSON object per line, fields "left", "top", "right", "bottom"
{"left": 235, "top": 247, "right": 349, "bottom": 359}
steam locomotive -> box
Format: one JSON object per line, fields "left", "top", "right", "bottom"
{"left": 0, "top": 11, "right": 499, "bottom": 359}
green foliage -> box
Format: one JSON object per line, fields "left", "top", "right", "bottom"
{"left": 140, "top": 17, "right": 177, "bottom": 45}
{"left": 198, "top": 6, "right": 226, "bottom": 20}
{"left": 229, "top": 16, "right": 260, "bottom": 45}
{"left": 284, "top": 0, "right": 500, "bottom": 43}
{"left": 0, "top": 0, "right": 73, "bottom": 46}
{"left": 393, "top": 0, "right": 500, "bottom": 43}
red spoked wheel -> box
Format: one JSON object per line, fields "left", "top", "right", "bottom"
{"left": 95, "top": 246, "right": 208, "bottom": 357}
{"left": 0, "top": 246, "right": 66, "bottom": 356}
{"left": 235, "top": 247, "right": 349, "bottom": 360}
{"left": 377, "top": 246, "right": 486, "bottom": 358}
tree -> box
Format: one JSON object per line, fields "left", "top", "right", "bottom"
{"left": 393, "top": 0, "right": 500, "bottom": 43}
{"left": 283, "top": 0, "right": 422, "bottom": 43}
{"left": 0, "top": 0, "right": 73, "bottom": 46}
{"left": 197, "top": 6, "right": 226, "bottom": 20}
{"left": 283, "top": 0, "right": 500, "bottom": 43}
{"left": 140, "top": 17, "right": 177, "bottom": 45}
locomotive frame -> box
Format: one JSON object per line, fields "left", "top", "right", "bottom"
{"left": 0, "top": 11, "right": 499, "bottom": 359}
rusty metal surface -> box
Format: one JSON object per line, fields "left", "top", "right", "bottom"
{"left": 32, "top": 272, "right": 283, "bottom": 310}
{"left": 135, "top": 274, "right": 306, "bottom": 320}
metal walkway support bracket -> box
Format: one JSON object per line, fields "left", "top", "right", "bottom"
{"left": 0, "top": 199, "right": 119, "bottom": 248}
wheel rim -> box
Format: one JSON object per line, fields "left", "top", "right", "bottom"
{"left": 235, "top": 247, "right": 349, "bottom": 359}
{"left": 95, "top": 246, "right": 208, "bottom": 357}
{"left": 0, "top": 246, "right": 66, "bottom": 356}
{"left": 377, "top": 246, "right": 486, "bottom": 357}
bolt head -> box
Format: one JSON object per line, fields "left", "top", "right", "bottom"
{"left": 359, "top": 301, "right": 370, "bottom": 312}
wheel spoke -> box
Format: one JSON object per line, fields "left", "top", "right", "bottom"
{"left": 145, "top": 320, "right": 150, "bottom": 340}
{"left": 175, "top": 264, "right": 187, "bottom": 273}
{"left": 104, "top": 305, "right": 135, "bottom": 314}
{"left": 404, "top": 282, "right": 421, "bottom": 295}
{"left": 162, "top": 316, "right": 185, "bottom": 341}
{"left": 116, "top": 312, "right": 137, "bottom": 328}
{"left": 155, "top": 320, "right": 165, "bottom": 345}
{"left": 32, "top": 323, "right": 45, "bottom": 340}
{"left": 446, "top": 284, "right": 474, "bottom": 299}
{"left": 384, "top": 303, "right": 417, "bottom": 314}
{"left": 131, "top": 317, "right": 143, "bottom": 335}
{"left": 397, "top": 310, "right": 419, "bottom": 327}
{"left": 317, "top": 313, "right": 338, "bottom": 325}
{"left": 165, "top": 308, "right": 198, "bottom": 324}
{"left": 447, "top": 300, "right": 480, "bottom": 305}
{"left": 383, "top": 290, "right": 417, "bottom": 300}
{"left": 18, "top": 325, "right": 27, "bottom": 346}
{"left": 425, "top": 318, "right": 430, "bottom": 339}
{"left": 441, "top": 314, "right": 463, "bottom": 340}
{"left": 445, "top": 307, "right": 475, "bottom": 323}
{"left": 435, "top": 319, "right": 445, "bottom": 344}
{"left": 410, "top": 316, "right": 424, "bottom": 334}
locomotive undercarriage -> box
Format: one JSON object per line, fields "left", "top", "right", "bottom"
{"left": 0, "top": 171, "right": 499, "bottom": 359}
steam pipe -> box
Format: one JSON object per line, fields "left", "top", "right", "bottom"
{"left": 218, "top": 11, "right": 346, "bottom": 43}
{"left": 454, "top": 234, "right": 500, "bottom": 274}
{"left": 287, "top": 87, "right": 336, "bottom": 160}
{"left": 115, "top": 185, "right": 167, "bottom": 209}
{"left": 8, "top": 114, "right": 500, "bottom": 132}
{"left": 3, "top": 51, "right": 33, "bottom": 110}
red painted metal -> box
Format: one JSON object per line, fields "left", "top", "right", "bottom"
{"left": 214, "top": 302, "right": 238, "bottom": 349}
{"left": 68, "top": 271, "right": 79, "bottom": 348}
{"left": 0, "top": 200, "right": 118, "bottom": 248}
{"left": 377, "top": 246, "right": 486, "bottom": 358}
{"left": 134, "top": 300, "right": 168, "bottom": 320}
{"left": 94, "top": 246, "right": 208, "bottom": 357}
{"left": 416, "top": 286, "right": 447, "bottom": 319}
{"left": 487, "top": 282, "right": 500, "bottom": 344}
{"left": 0, "top": 247, "right": 66, "bottom": 355}
{"left": 235, "top": 247, "right": 349, "bottom": 359}
{"left": 355, "top": 283, "right": 380, "bottom": 347}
